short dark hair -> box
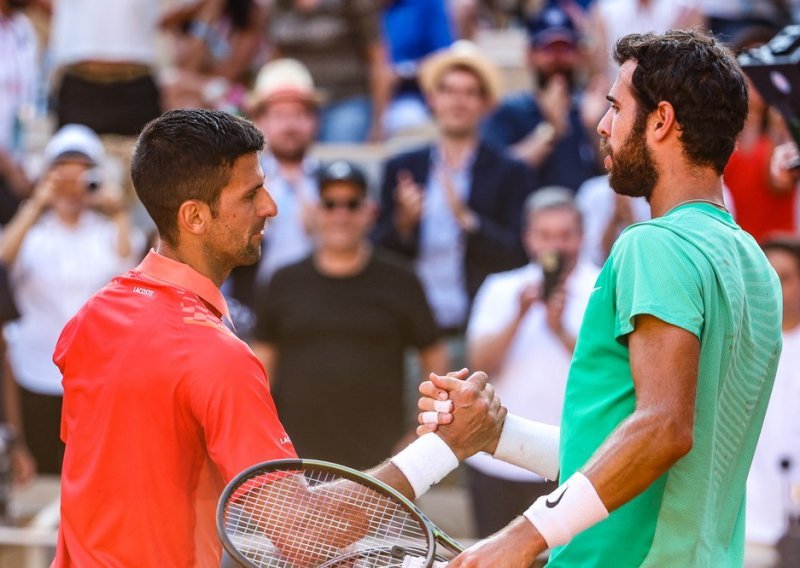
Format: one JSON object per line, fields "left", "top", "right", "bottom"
{"left": 763, "top": 237, "right": 800, "bottom": 273}
{"left": 131, "top": 109, "right": 264, "bottom": 244}
{"left": 614, "top": 29, "right": 749, "bottom": 174}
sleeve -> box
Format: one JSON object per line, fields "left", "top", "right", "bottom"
{"left": 252, "top": 272, "right": 284, "bottom": 344}
{"left": 400, "top": 270, "right": 439, "bottom": 349}
{"left": 467, "top": 273, "right": 520, "bottom": 340}
{"left": 187, "top": 343, "right": 297, "bottom": 483}
{"left": 482, "top": 101, "right": 529, "bottom": 150}
{"left": 611, "top": 225, "right": 706, "bottom": 341}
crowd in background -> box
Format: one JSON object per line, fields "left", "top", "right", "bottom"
{"left": 1, "top": 0, "right": 800, "bottom": 564}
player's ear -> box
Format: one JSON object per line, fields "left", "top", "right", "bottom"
{"left": 177, "top": 200, "right": 212, "bottom": 236}
{"left": 651, "top": 101, "right": 677, "bottom": 142}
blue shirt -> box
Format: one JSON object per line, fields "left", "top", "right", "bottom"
{"left": 483, "top": 92, "right": 600, "bottom": 193}
{"left": 383, "top": 0, "right": 453, "bottom": 68}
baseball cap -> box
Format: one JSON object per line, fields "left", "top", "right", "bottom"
{"left": 43, "top": 124, "right": 105, "bottom": 167}
{"left": 527, "top": 1, "right": 579, "bottom": 48}
{"left": 318, "top": 160, "right": 368, "bottom": 196}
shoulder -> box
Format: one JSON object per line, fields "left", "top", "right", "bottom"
{"left": 385, "top": 145, "right": 431, "bottom": 168}
{"left": 493, "top": 93, "right": 537, "bottom": 117}
{"left": 368, "top": 249, "right": 421, "bottom": 283}
{"left": 475, "top": 142, "right": 529, "bottom": 174}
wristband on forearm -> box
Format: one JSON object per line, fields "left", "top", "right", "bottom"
{"left": 523, "top": 472, "right": 609, "bottom": 548}
{"left": 390, "top": 433, "right": 459, "bottom": 498}
{"left": 492, "top": 414, "right": 560, "bottom": 480}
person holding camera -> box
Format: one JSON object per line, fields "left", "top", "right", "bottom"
{"left": 0, "top": 124, "right": 145, "bottom": 474}
{"left": 463, "top": 187, "right": 598, "bottom": 538}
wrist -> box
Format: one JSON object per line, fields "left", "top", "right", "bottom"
{"left": 390, "top": 433, "right": 459, "bottom": 498}
{"left": 523, "top": 472, "right": 609, "bottom": 549}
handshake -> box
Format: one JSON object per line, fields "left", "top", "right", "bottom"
{"left": 391, "top": 368, "right": 561, "bottom": 501}
{"left": 415, "top": 369, "right": 506, "bottom": 461}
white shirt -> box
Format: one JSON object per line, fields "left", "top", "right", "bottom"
{"left": 576, "top": 175, "right": 651, "bottom": 268}
{"left": 0, "top": 11, "right": 38, "bottom": 153}
{"left": 746, "top": 325, "right": 800, "bottom": 545}
{"left": 5, "top": 210, "right": 145, "bottom": 395}
{"left": 49, "top": 0, "right": 161, "bottom": 66}
{"left": 256, "top": 153, "right": 319, "bottom": 283}
{"left": 466, "top": 260, "right": 600, "bottom": 481}
{"left": 595, "top": 0, "right": 699, "bottom": 78}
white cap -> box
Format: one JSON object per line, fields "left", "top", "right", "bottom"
{"left": 249, "top": 58, "right": 321, "bottom": 110}
{"left": 43, "top": 124, "right": 105, "bottom": 167}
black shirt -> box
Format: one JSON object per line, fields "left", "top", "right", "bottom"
{"left": 253, "top": 250, "right": 439, "bottom": 469}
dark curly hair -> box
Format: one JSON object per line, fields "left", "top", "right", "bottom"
{"left": 614, "top": 29, "right": 749, "bottom": 174}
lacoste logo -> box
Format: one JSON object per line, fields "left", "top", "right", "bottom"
{"left": 546, "top": 485, "right": 569, "bottom": 508}
{"left": 133, "top": 286, "right": 155, "bottom": 298}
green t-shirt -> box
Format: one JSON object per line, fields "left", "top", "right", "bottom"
{"left": 549, "top": 203, "right": 783, "bottom": 567}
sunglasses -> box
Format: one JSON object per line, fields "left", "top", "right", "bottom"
{"left": 320, "top": 198, "right": 363, "bottom": 212}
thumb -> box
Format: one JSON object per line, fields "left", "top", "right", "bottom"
{"left": 429, "top": 370, "right": 469, "bottom": 392}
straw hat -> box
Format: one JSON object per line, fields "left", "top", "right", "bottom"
{"left": 248, "top": 58, "right": 322, "bottom": 113}
{"left": 419, "top": 40, "right": 503, "bottom": 105}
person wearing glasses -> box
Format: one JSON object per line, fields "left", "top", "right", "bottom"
{"left": 251, "top": 160, "right": 447, "bottom": 470}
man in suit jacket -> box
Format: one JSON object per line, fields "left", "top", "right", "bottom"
{"left": 373, "top": 41, "right": 536, "bottom": 335}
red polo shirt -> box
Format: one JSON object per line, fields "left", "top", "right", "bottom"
{"left": 52, "top": 251, "right": 296, "bottom": 567}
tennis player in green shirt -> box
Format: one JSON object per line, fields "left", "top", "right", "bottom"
{"left": 416, "top": 29, "right": 784, "bottom": 567}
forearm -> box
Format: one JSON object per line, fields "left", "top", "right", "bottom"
{"left": 581, "top": 408, "right": 692, "bottom": 512}
{"left": 510, "top": 125, "right": 556, "bottom": 169}
{"left": 0, "top": 200, "right": 42, "bottom": 266}
{"left": 468, "top": 319, "right": 522, "bottom": 376}
{"left": 366, "top": 460, "right": 416, "bottom": 501}
{"left": 368, "top": 43, "right": 392, "bottom": 133}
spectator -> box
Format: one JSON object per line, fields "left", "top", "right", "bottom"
{"left": 724, "top": 28, "right": 796, "bottom": 243}
{"left": 586, "top": 0, "right": 704, "bottom": 80}
{"left": 0, "top": 124, "right": 145, "bottom": 473}
{"left": 483, "top": 0, "right": 602, "bottom": 193}
{"left": 0, "top": 263, "right": 35, "bottom": 485}
{"left": 701, "top": 0, "right": 793, "bottom": 42}
{"left": 251, "top": 161, "right": 447, "bottom": 470}
{"left": 49, "top": 0, "right": 162, "bottom": 136}
{"left": 266, "top": 0, "right": 393, "bottom": 143}
{"left": 575, "top": 175, "right": 650, "bottom": 267}
{"left": 159, "top": 0, "right": 268, "bottom": 111}
{"left": 464, "top": 187, "right": 599, "bottom": 538}
{"left": 0, "top": 0, "right": 38, "bottom": 223}
{"left": 225, "top": 59, "right": 321, "bottom": 332}
{"left": 745, "top": 238, "right": 800, "bottom": 567}
{"left": 249, "top": 58, "right": 321, "bottom": 285}
{"left": 382, "top": 0, "right": 454, "bottom": 136}
{"left": 374, "top": 40, "right": 534, "bottom": 340}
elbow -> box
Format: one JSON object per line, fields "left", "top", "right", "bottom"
{"left": 662, "top": 418, "right": 694, "bottom": 462}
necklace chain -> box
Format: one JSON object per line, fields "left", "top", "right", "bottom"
{"left": 664, "top": 198, "right": 729, "bottom": 216}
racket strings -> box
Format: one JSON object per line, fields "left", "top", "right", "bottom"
{"left": 223, "top": 468, "right": 431, "bottom": 567}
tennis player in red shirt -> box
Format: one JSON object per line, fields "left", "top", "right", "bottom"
{"left": 51, "top": 109, "right": 504, "bottom": 567}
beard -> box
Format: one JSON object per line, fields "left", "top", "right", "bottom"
{"left": 602, "top": 112, "right": 659, "bottom": 201}
{"left": 536, "top": 70, "right": 575, "bottom": 92}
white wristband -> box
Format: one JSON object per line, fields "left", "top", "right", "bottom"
{"left": 390, "top": 433, "right": 459, "bottom": 498}
{"left": 523, "top": 472, "right": 609, "bottom": 549}
{"left": 493, "top": 414, "right": 560, "bottom": 481}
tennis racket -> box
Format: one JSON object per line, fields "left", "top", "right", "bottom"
{"left": 217, "top": 458, "right": 463, "bottom": 568}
